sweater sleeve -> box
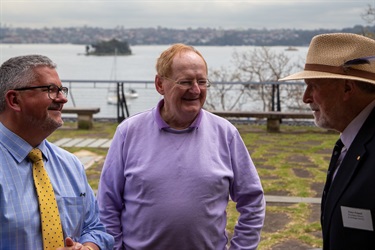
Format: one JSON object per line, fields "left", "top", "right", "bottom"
{"left": 228, "top": 130, "right": 265, "bottom": 250}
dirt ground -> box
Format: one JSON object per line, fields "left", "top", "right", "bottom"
{"left": 262, "top": 202, "right": 322, "bottom": 249}
{"left": 258, "top": 159, "right": 324, "bottom": 250}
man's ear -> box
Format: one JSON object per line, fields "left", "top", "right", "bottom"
{"left": 344, "top": 79, "right": 354, "bottom": 93}
{"left": 5, "top": 90, "right": 22, "bottom": 111}
{"left": 342, "top": 79, "right": 356, "bottom": 101}
{"left": 155, "top": 75, "right": 165, "bottom": 95}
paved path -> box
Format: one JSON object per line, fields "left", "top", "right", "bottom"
{"left": 53, "top": 137, "right": 112, "bottom": 148}
{"left": 265, "top": 195, "right": 320, "bottom": 204}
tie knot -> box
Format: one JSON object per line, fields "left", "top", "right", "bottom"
{"left": 335, "top": 139, "right": 344, "bottom": 150}
{"left": 28, "top": 148, "right": 43, "bottom": 163}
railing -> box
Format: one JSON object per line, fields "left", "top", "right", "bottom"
{"left": 61, "top": 80, "right": 305, "bottom": 122}
{"left": 62, "top": 80, "right": 155, "bottom": 122}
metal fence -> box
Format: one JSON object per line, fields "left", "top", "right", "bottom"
{"left": 61, "top": 80, "right": 306, "bottom": 122}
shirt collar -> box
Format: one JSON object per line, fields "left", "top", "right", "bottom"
{"left": 153, "top": 99, "right": 202, "bottom": 134}
{"left": 341, "top": 99, "right": 375, "bottom": 149}
{"left": 0, "top": 122, "right": 47, "bottom": 163}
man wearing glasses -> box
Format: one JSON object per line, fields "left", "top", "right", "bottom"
{"left": 97, "top": 44, "right": 265, "bottom": 250}
{"left": 0, "top": 55, "right": 114, "bottom": 250}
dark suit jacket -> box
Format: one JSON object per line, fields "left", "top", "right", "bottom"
{"left": 322, "top": 107, "right": 375, "bottom": 250}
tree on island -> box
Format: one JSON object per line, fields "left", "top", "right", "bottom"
{"left": 86, "top": 38, "right": 132, "bottom": 56}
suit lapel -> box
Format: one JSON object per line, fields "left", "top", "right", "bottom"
{"left": 323, "top": 107, "right": 375, "bottom": 230}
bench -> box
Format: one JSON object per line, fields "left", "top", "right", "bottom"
{"left": 209, "top": 111, "right": 314, "bottom": 132}
{"left": 61, "top": 107, "right": 100, "bottom": 130}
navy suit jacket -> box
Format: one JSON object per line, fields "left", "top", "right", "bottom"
{"left": 322, "top": 107, "right": 375, "bottom": 249}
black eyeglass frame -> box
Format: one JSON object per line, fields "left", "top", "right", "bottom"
{"left": 12, "top": 84, "right": 69, "bottom": 100}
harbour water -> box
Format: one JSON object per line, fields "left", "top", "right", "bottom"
{"left": 0, "top": 44, "right": 308, "bottom": 118}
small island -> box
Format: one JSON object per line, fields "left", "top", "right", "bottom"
{"left": 85, "top": 38, "right": 132, "bottom": 56}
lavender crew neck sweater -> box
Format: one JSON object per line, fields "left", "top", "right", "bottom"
{"left": 98, "top": 100, "right": 265, "bottom": 250}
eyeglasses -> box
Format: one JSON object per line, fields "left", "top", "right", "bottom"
{"left": 162, "top": 76, "right": 211, "bottom": 89}
{"left": 12, "top": 84, "right": 68, "bottom": 100}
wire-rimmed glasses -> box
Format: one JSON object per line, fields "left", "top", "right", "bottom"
{"left": 12, "top": 84, "right": 69, "bottom": 100}
{"left": 162, "top": 76, "right": 211, "bottom": 89}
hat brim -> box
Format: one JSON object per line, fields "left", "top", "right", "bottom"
{"left": 279, "top": 70, "right": 375, "bottom": 85}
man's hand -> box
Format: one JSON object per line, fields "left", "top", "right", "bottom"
{"left": 56, "top": 237, "right": 94, "bottom": 250}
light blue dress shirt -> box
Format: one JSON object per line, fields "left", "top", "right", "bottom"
{"left": 0, "top": 122, "right": 114, "bottom": 250}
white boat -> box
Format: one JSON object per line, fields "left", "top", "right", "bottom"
{"left": 107, "top": 89, "right": 138, "bottom": 105}
{"left": 106, "top": 50, "right": 139, "bottom": 105}
{"left": 125, "top": 89, "right": 139, "bottom": 99}
{"left": 285, "top": 46, "right": 298, "bottom": 51}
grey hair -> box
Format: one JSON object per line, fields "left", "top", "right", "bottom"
{"left": 0, "top": 54, "right": 56, "bottom": 112}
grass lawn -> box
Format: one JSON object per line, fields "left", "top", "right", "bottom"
{"left": 49, "top": 120, "right": 339, "bottom": 249}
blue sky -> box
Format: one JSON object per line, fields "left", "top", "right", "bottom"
{"left": 1, "top": 0, "right": 374, "bottom": 30}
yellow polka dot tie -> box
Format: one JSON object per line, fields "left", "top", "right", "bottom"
{"left": 28, "top": 148, "right": 64, "bottom": 250}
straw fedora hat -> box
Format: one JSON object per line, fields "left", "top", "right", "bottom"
{"left": 279, "top": 33, "right": 375, "bottom": 85}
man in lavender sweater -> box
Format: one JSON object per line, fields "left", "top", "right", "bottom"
{"left": 97, "top": 43, "right": 265, "bottom": 250}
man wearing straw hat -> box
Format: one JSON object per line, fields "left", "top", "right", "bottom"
{"left": 280, "top": 33, "right": 375, "bottom": 249}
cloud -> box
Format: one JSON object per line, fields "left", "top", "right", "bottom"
{"left": 1, "top": 0, "right": 371, "bottom": 30}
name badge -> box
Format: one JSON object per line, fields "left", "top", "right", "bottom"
{"left": 341, "top": 206, "right": 373, "bottom": 231}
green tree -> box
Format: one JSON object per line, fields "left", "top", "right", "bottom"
{"left": 88, "top": 39, "right": 132, "bottom": 55}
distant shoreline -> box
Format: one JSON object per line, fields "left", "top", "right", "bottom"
{"left": 1, "top": 25, "right": 373, "bottom": 46}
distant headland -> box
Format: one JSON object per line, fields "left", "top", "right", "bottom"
{"left": 1, "top": 25, "right": 374, "bottom": 46}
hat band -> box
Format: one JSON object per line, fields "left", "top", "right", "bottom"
{"left": 305, "top": 63, "right": 375, "bottom": 80}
